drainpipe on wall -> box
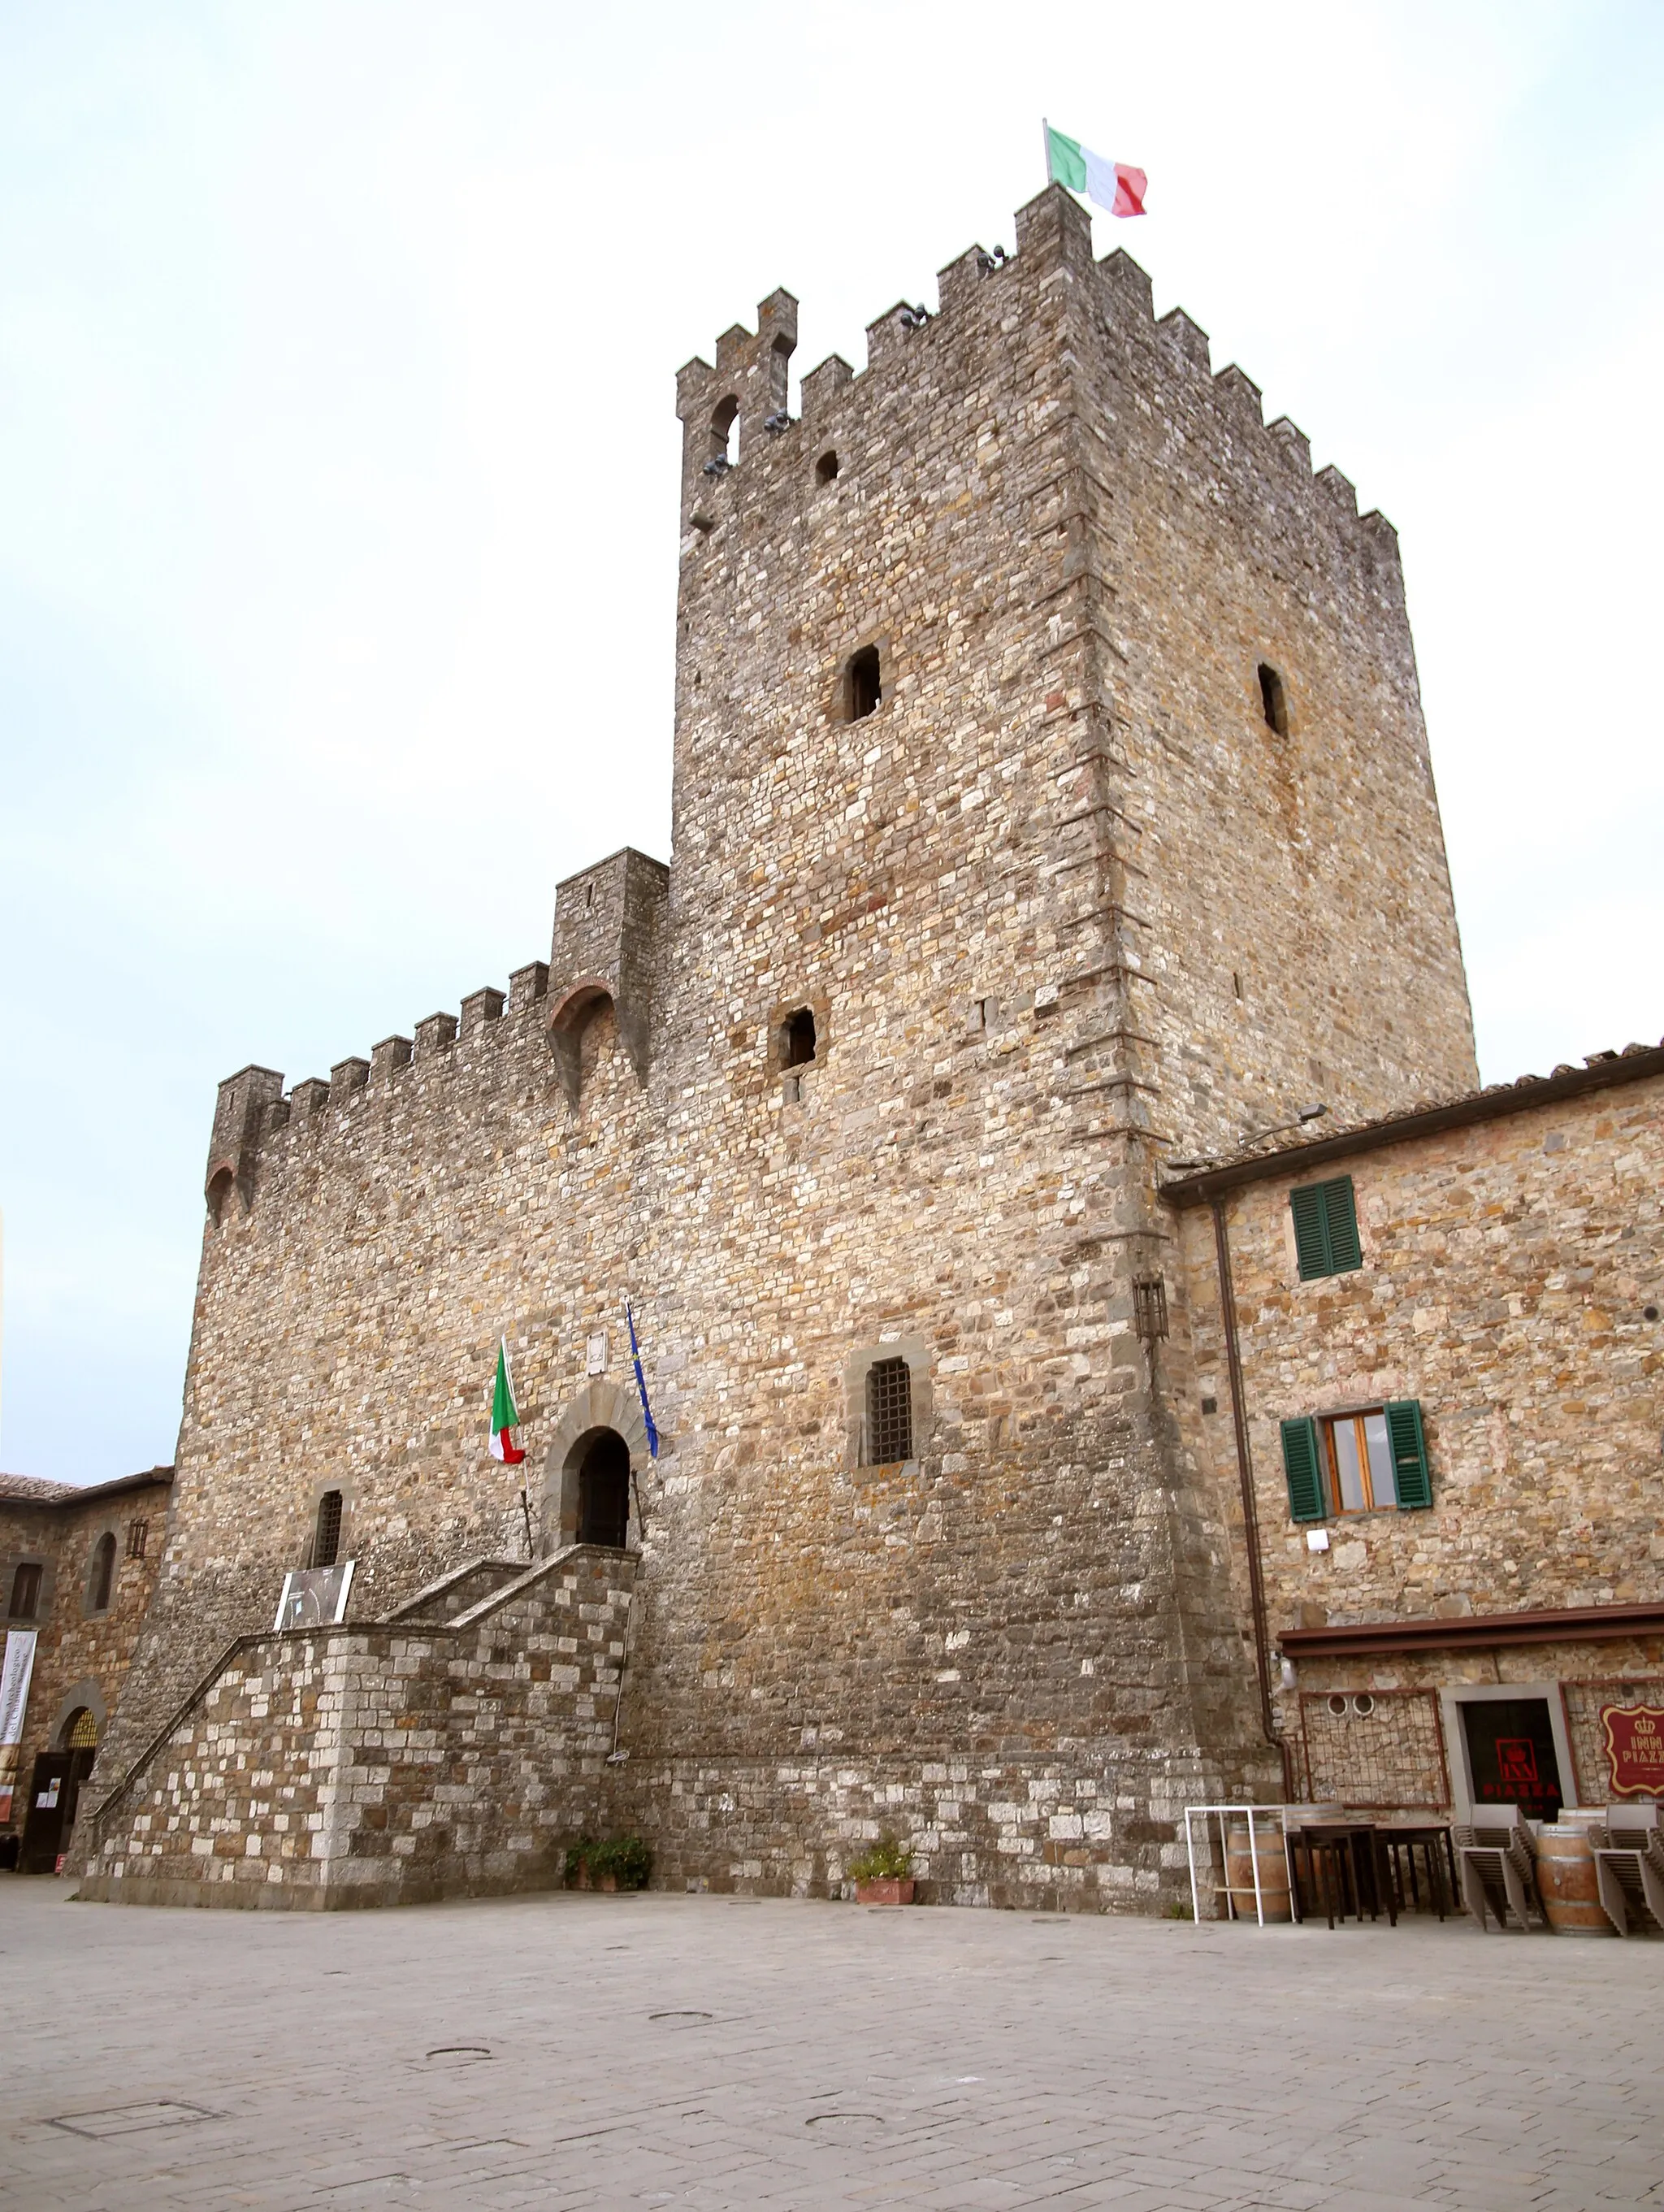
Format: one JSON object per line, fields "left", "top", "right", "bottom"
{"left": 1210, "top": 1197, "right": 1295, "bottom": 1801}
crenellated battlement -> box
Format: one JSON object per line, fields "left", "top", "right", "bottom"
{"left": 674, "top": 183, "right": 1401, "bottom": 563}
{"left": 202, "top": 852, "right": 665, "bottom": 1211}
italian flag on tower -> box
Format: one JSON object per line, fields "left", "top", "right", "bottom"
{"left": 489, "top": 1339, "right": 526, "bottom": 1464}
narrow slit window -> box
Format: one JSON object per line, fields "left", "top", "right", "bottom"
{"left": 1258, "top": 662, "right": 1289, "bottom": 736}
{"left": 782, "top": 1007, "right": 817, "bottom": 1068}
{"left": 847, "top": 646, "right": 882, "bottom": 721}
{"left": 89, "top": 1532, "right": 116, "bottom": 1612}
{"left": 314, "top": 1490, "right": 344, "bottom": 1569}
{"left": 865, "top": 1356, "right": 913, "bottom": 1464}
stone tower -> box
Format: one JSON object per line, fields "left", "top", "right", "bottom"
{"left": 605, "top": 183, "right": 1475, "bottom": 1893}
{"left": 88, "top": 185, "right": 1475, "bottom": 1911}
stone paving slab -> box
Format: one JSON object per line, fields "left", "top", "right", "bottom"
{"left": 0, "top": 1880, "right": 1660, "bottom": 2210}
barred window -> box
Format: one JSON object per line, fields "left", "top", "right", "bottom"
{"left": 126, "top": 1518, "right": 148, "bottom": 1560}
{"left": 865, "top": 1357, "right": 913, "bottom": 1465}
{"left": 314, "top": 1490, "right": 344, "bottom": 1569}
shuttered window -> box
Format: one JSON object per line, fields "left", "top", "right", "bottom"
{"left": 1281, "top": 1401, "right": 1433, "bottom": 1520}
{"left": 1280, "top": 1416, "right": 1326, "bottom": 1521}
{"left": 1289, "top": 1176, "right": 1362, "bottom": 1280}
{"left": 1384, "top": 1399, "right": 1432, "bottom": 1509}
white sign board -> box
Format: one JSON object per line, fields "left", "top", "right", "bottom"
{"left": 273, "top": 1561, "right": 355, "bottom": 1630}
{"left": 0, "top": 1629, "right": 38, "bottom": 1824}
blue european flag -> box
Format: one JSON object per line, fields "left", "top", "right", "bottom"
{"left": 625, "top": 1300, "right": 660, "bottom": 1459}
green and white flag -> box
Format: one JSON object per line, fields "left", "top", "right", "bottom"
{"left": 488, "top": 1339, "right": 525, "bottom": 1464}
{"left": 1044, "top": 123, "right": 1147, "bottom": 218}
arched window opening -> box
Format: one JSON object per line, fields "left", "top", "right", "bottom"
{"left": 847, "top": 645, "right": 882, "bottom": 722}
{"left": 865, "top": 1356, "right": 913, "bottom": 1466}
{"left": 576, "top": 1429, "right": 630, "bottom": 1550}
{"left": 206, "top": 1166, "right": 235, "bottom": 1225}
{"left": 782, "top": 1007, "right": 817, "bottom": 1069}
{"left": 9, "top": 1562, "right": 41, "bottom": 1620}
{"left": 65, "top": 1707, "right": 98, "bottom": 1750}
{"left": 89, "top": 1533, "right": 116, "bottom": 1613}
{"left": 816, "top": 449, "right": 839, "bottom": 484}
{"left": 314, "top": 1490, "right": 344, "bottom": 1569}
{"left": 708, "top": 395, "right": 739, "bottom": 471}
{"left": 1258, "top": 662, "right": 1289, "bottom": 736}
{"left": 548, "top": 982, "right": 618, "bottom": 1110}
{"left": 769, "top": 332, "right": 792, "bottom": 412}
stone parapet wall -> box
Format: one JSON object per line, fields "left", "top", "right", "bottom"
{"left": 79, "top": 1548, "right": 633, "bottom": 1911}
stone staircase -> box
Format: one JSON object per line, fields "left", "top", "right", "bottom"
{"left": 76, "top": 1546, "right": 636, "bottom": 1911}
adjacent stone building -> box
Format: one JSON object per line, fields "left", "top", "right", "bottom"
{"left": 1165, "top": 1046, "right": 1664, "bottom": 1828}
{"left": 65, "top": 183, "right": 1658, "bottom": 1913}
{"left": 0, "top": 1467, "right": 172, "bottom": 1870}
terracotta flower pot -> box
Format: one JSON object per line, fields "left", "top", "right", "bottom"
{"left": 855, "top": 1877, "right": 915, "bottom": 1906}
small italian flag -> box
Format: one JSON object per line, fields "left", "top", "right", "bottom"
{"left": 1044, "top": 123, "right": 1147, "bottom": 219}
{"left": 488, "top": 1339, "right": 526, "bottom": 1464}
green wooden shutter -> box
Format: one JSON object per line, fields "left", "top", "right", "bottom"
{"left": 1289, "top": 1186, "right": 1331, "bottom": 1279}
{"left": 1280, "top": 1416, "right": 1326, "bottom": 1521}
{"left": 1384, "top": 1399, "right": 1432, "bottom": 1509}
{"left": 1323, "top": 1177, "right": 1363, "bottom": 1273}
{"left": 1290, "top": 1177, "right": 1362, "bottom": 1278}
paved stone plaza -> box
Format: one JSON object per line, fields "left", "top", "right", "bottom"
{"left": 2, "top": 1884, "right": 1661, "bottom": 2210}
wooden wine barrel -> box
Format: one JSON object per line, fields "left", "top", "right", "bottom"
{"left": 1536, "top": 1823, "right": 1612, "bottom": 1935}
{"left": 1224, "top": 1821, "right": 1293, "bottom": 1921}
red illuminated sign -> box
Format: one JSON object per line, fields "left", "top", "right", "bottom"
{"left": 1602, "top": 1704, "right": 1664, "bottom": 1799}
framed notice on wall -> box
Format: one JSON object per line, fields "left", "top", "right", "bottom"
{"left": 274, "top": 1562, "right": 355, "bottom": 1631}
{"left": 1601, "top": 1703, "right": 1664, "bottom": 1798}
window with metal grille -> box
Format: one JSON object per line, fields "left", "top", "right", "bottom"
{"left": 314, "top": 1490, "right": 344, "bottom": 1569}
{"left": 865, "top": 1357, "right": 913, "bottom": 1464}
{"left": 126, "top": 1518, "right": 148, "bottom": 1560}
{"left": 9, "top": 1561, "right": 41, "bottom": 1620}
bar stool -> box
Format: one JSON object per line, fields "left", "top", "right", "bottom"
{"left": 1289, "top": 1823, "right": 1397, "bottom": 1928}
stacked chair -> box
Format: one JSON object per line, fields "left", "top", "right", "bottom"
{"left": 1454, "top": 1804, "right": 1543, "bottom": 1931}
{"left": 1589, "top": 1802, "right": 1664, "bottom": 1936}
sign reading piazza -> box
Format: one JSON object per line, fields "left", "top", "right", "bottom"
{"left": 1601, "top": 1704, "right": 1664, "bottom": 1798}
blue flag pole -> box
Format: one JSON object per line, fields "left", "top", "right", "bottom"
{"left": 625, "top": 1300, "right": 660, "bottom": 1460}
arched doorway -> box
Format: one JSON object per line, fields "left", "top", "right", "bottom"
{"left": 570, "top": 1428, "right": 630, "bottom": 1550}
{"left": 20, "top": 1707, "right": 100, "bottom": 1875}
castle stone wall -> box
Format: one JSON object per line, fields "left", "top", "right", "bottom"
{"left": 98, "top": 186, "right": 1481, "bottom": 1907}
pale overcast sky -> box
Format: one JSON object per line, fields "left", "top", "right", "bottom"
{"left": 2, "top": 1, "right": 1660, "bottom": 1484}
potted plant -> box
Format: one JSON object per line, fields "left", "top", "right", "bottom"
{"left": 564, "top": 1834, "right": 652, "bottom": 1893}
{"left": 847, "top": 1832, "right": 915, "bottom": 1906}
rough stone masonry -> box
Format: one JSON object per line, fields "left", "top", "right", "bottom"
{"left": 83, "top": 183, "right": 1482, "bottom": 1910}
